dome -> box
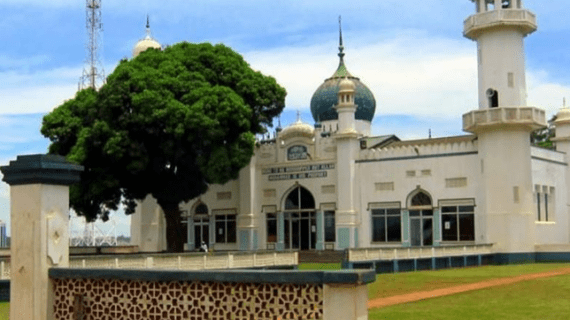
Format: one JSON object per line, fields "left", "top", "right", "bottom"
{"left": 279, "top": 119, "right": 315, "bottom": 140}
{"left": 556, "top": 108, "right": 570, "bottom": 123}
{"left": 310, "top": 29, "right": 376, "bottom": 123}
{"left": 133, "top": 36, "right": 161, "bottom": 57}
{"left": 339, "top": 77, "right": 356, "bottom": 92}
{"left": 132, "top": 17, "right": 161, "bottom": 58}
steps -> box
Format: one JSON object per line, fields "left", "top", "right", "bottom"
{"left": 298, "top": 250, "right": 346, "bottom": 264}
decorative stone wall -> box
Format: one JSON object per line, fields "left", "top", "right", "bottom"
{"left": 53, "top": 278, "right": 323, "bottom": 319}
{"left": 50, "top": 268, "right": 375, "bottom": 320}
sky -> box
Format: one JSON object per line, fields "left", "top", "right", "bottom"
{"left": 1, "top": 0, "right": 570, "bottom": 237}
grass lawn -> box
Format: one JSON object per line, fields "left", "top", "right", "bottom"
{"left": 0, "top": 302, "right": 7, "bottom": 320}
{"left": 368, "top": 263, "right": 570, "bottom": 299}
{"left": 369, "top": 273, "right": 570, "bottom": 319}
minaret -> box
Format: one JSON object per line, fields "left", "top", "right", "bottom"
{"left": 464, "top": 0, "right": 536, "bottom": 109}
{"left": 462, "top": 0, "right": 546, "bottom": 261}
{"left": 334, "top": 77, "right": 359, "bottom": 249}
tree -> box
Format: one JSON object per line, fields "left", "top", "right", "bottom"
{"left": 42, "top": 42, "right": 286, "bottom": 252}
{"left": 531, "top": 114, "right": 556, "bottom": 150}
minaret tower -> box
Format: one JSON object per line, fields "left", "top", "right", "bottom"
{"left": 465, "top": 0, "right": 537, "bottom": 109}
{"left": 334, "top": 77, "right": 359, "bottom": 249}
{"left": 462, "top": 0, "right": 546, "bottom": 261}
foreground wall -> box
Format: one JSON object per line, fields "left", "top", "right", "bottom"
{"left": 50, "top": 268, "right": 375, "bottom": 320}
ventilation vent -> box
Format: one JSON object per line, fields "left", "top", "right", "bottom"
{"left": 217, "top": 192, "right": 231, "bottom": 200}
{"left": 321, "top": 185, "right": 336, "bottom": 194}
{"left": 445, "top": 177, "right": 467, "bottom": 188}
{"left": 375, "top": 182, "right": 394, "bottom": 191}
{"left": 263, "top": 189, "right": 276, "bottom": 198}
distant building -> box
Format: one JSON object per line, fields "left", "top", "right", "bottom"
{"left": 131, "top": 1, "right": 570, "bottom": 260}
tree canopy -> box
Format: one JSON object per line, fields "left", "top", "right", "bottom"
{"left": 41, "top": 42, "right": 286, "bottom": 251}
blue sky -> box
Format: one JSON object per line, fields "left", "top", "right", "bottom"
{"left": 1, "top": 0, "right": 569, "bottom": 237}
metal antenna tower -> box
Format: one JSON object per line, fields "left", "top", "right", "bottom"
{"left": 79, "top": 0, "right": 105, "bottom": 90}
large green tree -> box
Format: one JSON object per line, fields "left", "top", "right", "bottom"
{"left": 42, "top": 42, "right": 286, "bottom": 252}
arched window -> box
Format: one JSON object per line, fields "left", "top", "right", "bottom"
{"left": 411, "top": 192, "right": 432, "bottom": 206}
{"left": 195, "top": 203, "right": 208, "bottom": 215}
{"left": 282, "top": 186, "right": 318, "bottom": 250}
{"left": 284, "top": 186, "right": 315, "bottom": 210}
{"left": 408, "top": 190, "right": 433, "bottom": 246}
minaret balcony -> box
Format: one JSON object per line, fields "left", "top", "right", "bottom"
{"left": 463, "top": 107, "right": 546, "bottom": 133}
{"left": 464, "top": 9, "right": 537, "bottom": 39}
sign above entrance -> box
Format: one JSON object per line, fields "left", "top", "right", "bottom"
{"left": 287, "top": 145, "right": 308, "bottom": 161}
{"left": 263, "top": 163, "right": 335, "bottom": 181}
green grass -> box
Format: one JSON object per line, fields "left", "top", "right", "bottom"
{"left": 369, "top": 273, "right": 570, "bottom": 319}
{"left": 0, "top": 302, "right": 8, "bottom": 320}
{"left": 298, "top": 263, "right": 342, "bottom": 270}
{"left": 368, "top": 263, "right": 570, "bottom": 299}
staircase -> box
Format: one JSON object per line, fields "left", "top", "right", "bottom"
{"left": 298, "top": 250, "right": 346, "bottom": 264}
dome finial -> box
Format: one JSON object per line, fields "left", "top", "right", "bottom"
{"left": 133, "top": 15, "right": 161, "bottom": 57}
{"left": 338, "top": 16, "right": 345, "bottom": 61}
{"left": 145, "top": 15, "right": 151, "bottom": 38}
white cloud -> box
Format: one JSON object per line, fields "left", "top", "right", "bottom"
{"left": 527, "top": 70, "right": 570, "bottom": 118}
{"left": 244, "top": 31, "right": 479, "bottom": 119}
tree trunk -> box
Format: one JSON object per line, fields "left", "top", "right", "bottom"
{"left": 159, "top": 203, "right": 185, "bottom": 253}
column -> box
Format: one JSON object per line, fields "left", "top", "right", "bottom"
{"left": 276, "top": 212, "right": 285, "bottom": 251}
{"left": 433, "top": 208, "right": 441, "bottom": 247}
{"left": 1, "top": 154, "right": 83, "bottom": 320}
{"left": 402, "top": 210, "right": 410, "bottom": 247}
{"left": 209, "top": 217, "right": 216, "bottom": 248}
{"left": 187, "top": 218, "right": 195, "bottom": 251}
{"left": 316, "top": 210, "right": 324, "bottom": 251}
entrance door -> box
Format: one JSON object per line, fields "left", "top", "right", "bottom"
{"left": 194, "top": 216, "right": 209, "bottom": 248}
{"left": 284, "top": 212, "right": 316, "bottom": 250}
{"left": 408, "top": 191, "right": 434, "bottom": 247}
{"left": 283, "top": 186, "right": 317, "bottom": 250}
{"left": 409, "top": 210, "right": 433, "bottom": 246}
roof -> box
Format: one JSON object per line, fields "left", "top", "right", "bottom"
{"left": 381, "top": 135, "right": 477, "bottom": 149}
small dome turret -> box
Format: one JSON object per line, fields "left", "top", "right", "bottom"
{"left": 279, "top": 113, "right": 315, "bottom": 140}
{"left": 133, "top": 16, "right": 161, "bottom": 57}
{"left": 556, "top": 99, "right": 570, "bottom": 123}
{"left": 339, "top": 77, "right": 356, "bottom": 93}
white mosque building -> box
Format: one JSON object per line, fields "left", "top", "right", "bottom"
{"left": 131, "top": 0, "right": 570, "bottom": 261}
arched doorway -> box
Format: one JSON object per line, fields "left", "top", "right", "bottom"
{"left": 283, "top": 186, "right": 316, "bottom": 250}
{"left": 193, "top": 202, "right": 210, "bottom": 248}
{"left": 408, "top": 190, "right": 433, "bottom": 246}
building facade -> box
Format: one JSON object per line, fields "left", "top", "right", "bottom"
{"left": 131, "top": 0, "right": 570, "bottom": 256}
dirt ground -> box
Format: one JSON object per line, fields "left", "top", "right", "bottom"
{"left": 367, "top": 267, "right": 570, "bottom": 309}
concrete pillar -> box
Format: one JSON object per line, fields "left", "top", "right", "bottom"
{"left": 276, "top": 212, "right": 285, "bottom": 251}
{"left": 1, "top": 154, "right": 83, "bottom": 320}
{"left": 187, "top": 218, "right": 195, "bottom": 251}
{"left": 433, "top": 208, "right": 441, "bottom": 246}
{"left": 323, "top": 284, "right": 368, "bottom": 320}
{"left": 553, "top": 108, "right": 570, "bottom": 239}
{"left": 402, "top": 210, "right": 410, "bottom": 247}
{"left": 238, "top": 156, "right": 258, "bottom": 251}
{"left": 316, "top": 210, "right": 324, "bottom": 250}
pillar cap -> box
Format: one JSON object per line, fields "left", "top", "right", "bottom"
{"left": 1, "top": 154, "right": 84, "bottom": 186}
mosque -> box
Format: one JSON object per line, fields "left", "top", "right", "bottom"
{"left": 130, "top": 0, "right": 570, "bottom": 258}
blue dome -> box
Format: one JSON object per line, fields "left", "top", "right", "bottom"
{"left": 310, "top": 57, "right": 376, "bottom": 123}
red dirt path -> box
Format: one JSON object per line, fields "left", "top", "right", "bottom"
{"left": 367, "top": 267, "right": 570, "bottom": 309}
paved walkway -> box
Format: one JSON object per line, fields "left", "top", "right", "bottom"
{"left": 368, "top": 267, "right": 570, "bottom": 309}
